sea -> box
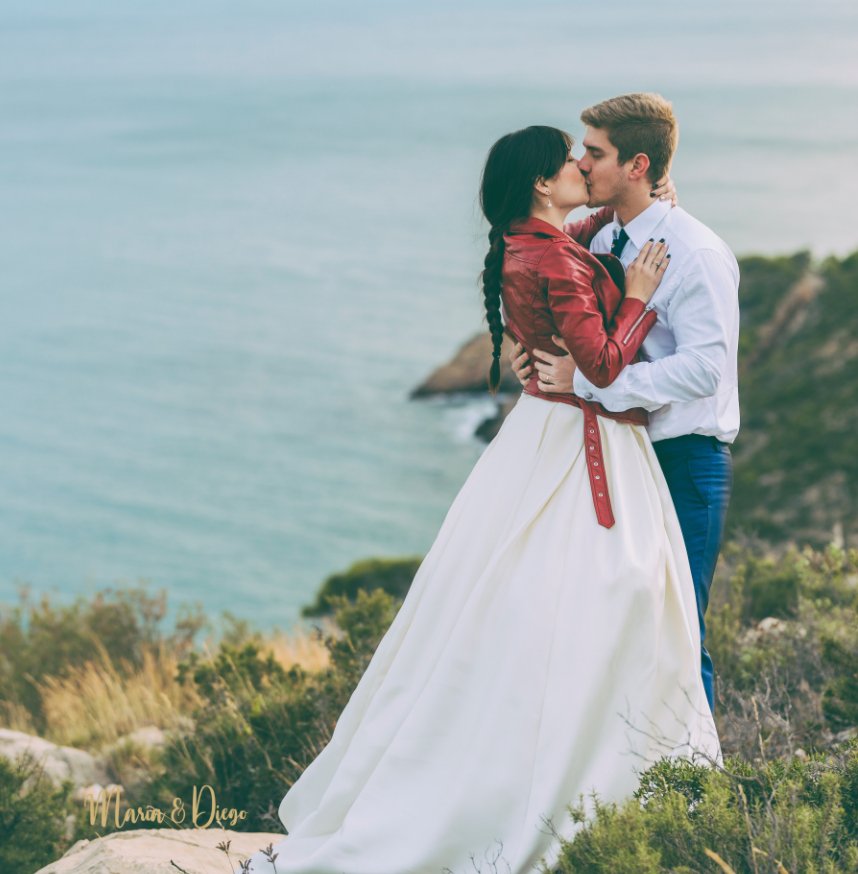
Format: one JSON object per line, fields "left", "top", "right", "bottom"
{"left": 1, "top": 0, "right": 856, "bottom": 631}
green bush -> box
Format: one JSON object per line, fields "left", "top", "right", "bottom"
{"left": 708, "top": 546, "right": 858, "bottom": 756}
{"left": 144, "top": 588, "right": 401, "bottom": 830}
{"left": 821, "top": 637, "right": 858, "bottom": 732}
{"left": 301, "top": 557, "right": 421, "bottom": 617}
{"left": 177, "top": 640, "right": 288, "bottom": 702}
{"left": 739, "top": 554, "right": 802, "bottom": 622}
{"left": 0, "top": 755, "right": 75, "bottom": 872}
{"left": 552, "top": 745, "right": 858, "bottom": 874}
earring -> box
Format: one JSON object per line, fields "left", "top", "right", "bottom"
{"left": 546, "top": 193, "right": 553, "bottom": 208}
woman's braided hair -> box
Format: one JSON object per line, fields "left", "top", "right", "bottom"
{"left": 478, "top": 126, "right": 573, "bottom": 393}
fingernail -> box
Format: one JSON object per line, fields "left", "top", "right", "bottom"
{"left": 658, "top": 238, "right": 665, "bottom": 243}
{"left": 648, "top": 238, "right": 654, "bottom": 242}
{"left": 650, "top": 192, "right": 656, "bottom": 198}
{"left": 666, "top": 254, "right": 671, "bottom": 258}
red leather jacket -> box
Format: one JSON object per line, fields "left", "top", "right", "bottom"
{"left": 501, "top": 209, "right": 658, "bottom": 528}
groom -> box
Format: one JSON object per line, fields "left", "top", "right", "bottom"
{"left": 511, "top": 93, "right": 739, "bottom": 713}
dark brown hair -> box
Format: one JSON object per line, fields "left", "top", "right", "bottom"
{"left": 478, "top": 126, "right": 572, "bottom": 393}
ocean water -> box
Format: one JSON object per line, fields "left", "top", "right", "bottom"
{"left": 1, "top": 1, "right": 856, "bottom": 630}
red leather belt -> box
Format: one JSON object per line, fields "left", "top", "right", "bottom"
{"left": 581, "top": 402, "right": 615, "bottom": 529}
{"left": 523, "top": 386, "right": 647, "bottom": 529}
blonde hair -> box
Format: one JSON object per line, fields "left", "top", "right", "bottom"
{"left": 580, "top": 93, "right": 678, "bottom": 183}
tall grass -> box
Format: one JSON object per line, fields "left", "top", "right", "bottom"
{"left": 37, "top": 642, "right": 201, "bottom": 749}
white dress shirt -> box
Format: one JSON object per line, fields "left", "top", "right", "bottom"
{"left": 573, "top": 200, "right": 740, "bottom": 443}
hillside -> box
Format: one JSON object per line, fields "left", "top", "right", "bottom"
{"left": 413, "top": 250, "right": 858, "bottom": 547}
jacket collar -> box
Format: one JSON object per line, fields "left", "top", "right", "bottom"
{"left": 506, "top": 216, "right": 570, "bottom": 240}
{"left": 615, "top": 199, "right": 671, "bottom": 251}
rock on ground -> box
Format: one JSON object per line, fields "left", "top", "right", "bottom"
{"left": 0, "top": 728, "right": 110, "bottom": 789}
{"left": 34, "top": 828, "right": 284, "bottom": 874}
{"left": 474, "top": 396, "right": 518, "bottom": 442}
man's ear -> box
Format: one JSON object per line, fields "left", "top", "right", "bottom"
{"left": 627, "top": 153, "right": 651, "bottom": 182}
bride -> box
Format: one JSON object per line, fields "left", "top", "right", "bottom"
{"left": 246, "top": 125, "right": 720, "bottom": 874}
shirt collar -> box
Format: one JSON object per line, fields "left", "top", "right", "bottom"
{"left": 616, "top": 199, "right": 671, "bottom": 251}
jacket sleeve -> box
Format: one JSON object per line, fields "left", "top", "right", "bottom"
{"left": 540, "top": 241, "right": 657, "bottom": 389}
{"left": 562, "top": 207, "right": 614, "bottom": 247}
{"left": 572, "top": 247, "right": 739, "bottom": 409}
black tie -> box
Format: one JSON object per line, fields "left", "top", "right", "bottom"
{"left": 611, "top": 228, "right": 629, "bottom": 258}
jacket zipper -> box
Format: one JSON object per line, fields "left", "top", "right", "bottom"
{"left": 622, "top": 303, "right": 655, "bottom": 345}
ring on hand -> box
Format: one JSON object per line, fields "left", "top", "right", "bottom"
{"left": 654, "top": 261, "right": 662, "bottom": 269}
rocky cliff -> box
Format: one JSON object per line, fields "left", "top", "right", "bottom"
{"left": 410, "top": 332, "right": 521, "bottom": 397}
{"left": 412, "top": 250, "right": 858, "bottom": 547}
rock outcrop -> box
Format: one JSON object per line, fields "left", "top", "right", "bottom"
{"left": 34, "top": 828, "right": 283, "bottom": 874}
{"left": 474, "top": 396, "right": 518, "bottom": 442}
{"left": 0, "top": 728, "right": 110, "bottom": 791}
{"left": 410, "top": 332, "right": 522, "bottom": 397}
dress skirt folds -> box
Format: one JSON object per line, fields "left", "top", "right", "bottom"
{"left": 247, "top": 393, "right": 721, "bottom": 874}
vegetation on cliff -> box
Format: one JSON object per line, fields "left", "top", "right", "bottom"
{"left": 1, "top": 543, "right": 857, "bottom": 872}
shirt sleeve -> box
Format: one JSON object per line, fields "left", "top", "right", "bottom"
{"left": 562, "top": 207, "right": 614, "bottom": 247}
{"left": 541, "top": 241, "right": 657, "bottom": 389}
{"left": 572, "top": 248, "right": 739, "bottom": 412}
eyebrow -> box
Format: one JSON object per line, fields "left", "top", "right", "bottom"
{"left": 584, "top": 144, "right": 604, "bottom": 155}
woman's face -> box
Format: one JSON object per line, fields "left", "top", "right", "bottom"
{"left": 541, "top": 152, "right": 589, "bottom": 211}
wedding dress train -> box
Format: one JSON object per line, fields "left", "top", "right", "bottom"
{"left": 246, "top": 393, "right": 720, "bottom": 874}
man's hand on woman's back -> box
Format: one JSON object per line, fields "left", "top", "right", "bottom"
{"left": 509, "top": 342, "right": 533, "bottom": 386}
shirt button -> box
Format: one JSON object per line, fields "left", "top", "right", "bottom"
{"left": 584, "top": 392, "right": 594, "bottom": 400}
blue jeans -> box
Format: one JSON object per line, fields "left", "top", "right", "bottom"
{"left": 652, "top": 434, "right": 733, "bottom": 713}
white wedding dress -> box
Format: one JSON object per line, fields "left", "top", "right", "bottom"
{"left": 247, "top": 393, "right": 720, "bottom": 874}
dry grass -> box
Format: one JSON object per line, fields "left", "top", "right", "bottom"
{"left": 29, "top": 627, "right": 330, "bottom": 752}
{"left": 265, "top": 624, "right": 331, "bottom": 674}
{"left": 0, "top": 700, "right": 39, "bottom": 736}
{"left": 37, "top": 641, "right": 202, "bottom": 750}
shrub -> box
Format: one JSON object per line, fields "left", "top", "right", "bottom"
{"left": 301, "top": 557, "right": 421, "bottom": 617}
{"left": 0, "top": 754, "right": 75, "bottom": 871}
{"left": 821, "top": 637, "right": 858, "bottom": 732}
{"left": 552, "top": 745, "right": 858, "bottom": 874}
{"left": 143, "top": 588, "right": 401, "bottom": 830}
{"left": 709, "top": 545, "right": 858, "bottom": 757}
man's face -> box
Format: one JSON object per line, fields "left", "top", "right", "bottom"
{"left": 577, "top": 126, "right": 627, "bottom": 208}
